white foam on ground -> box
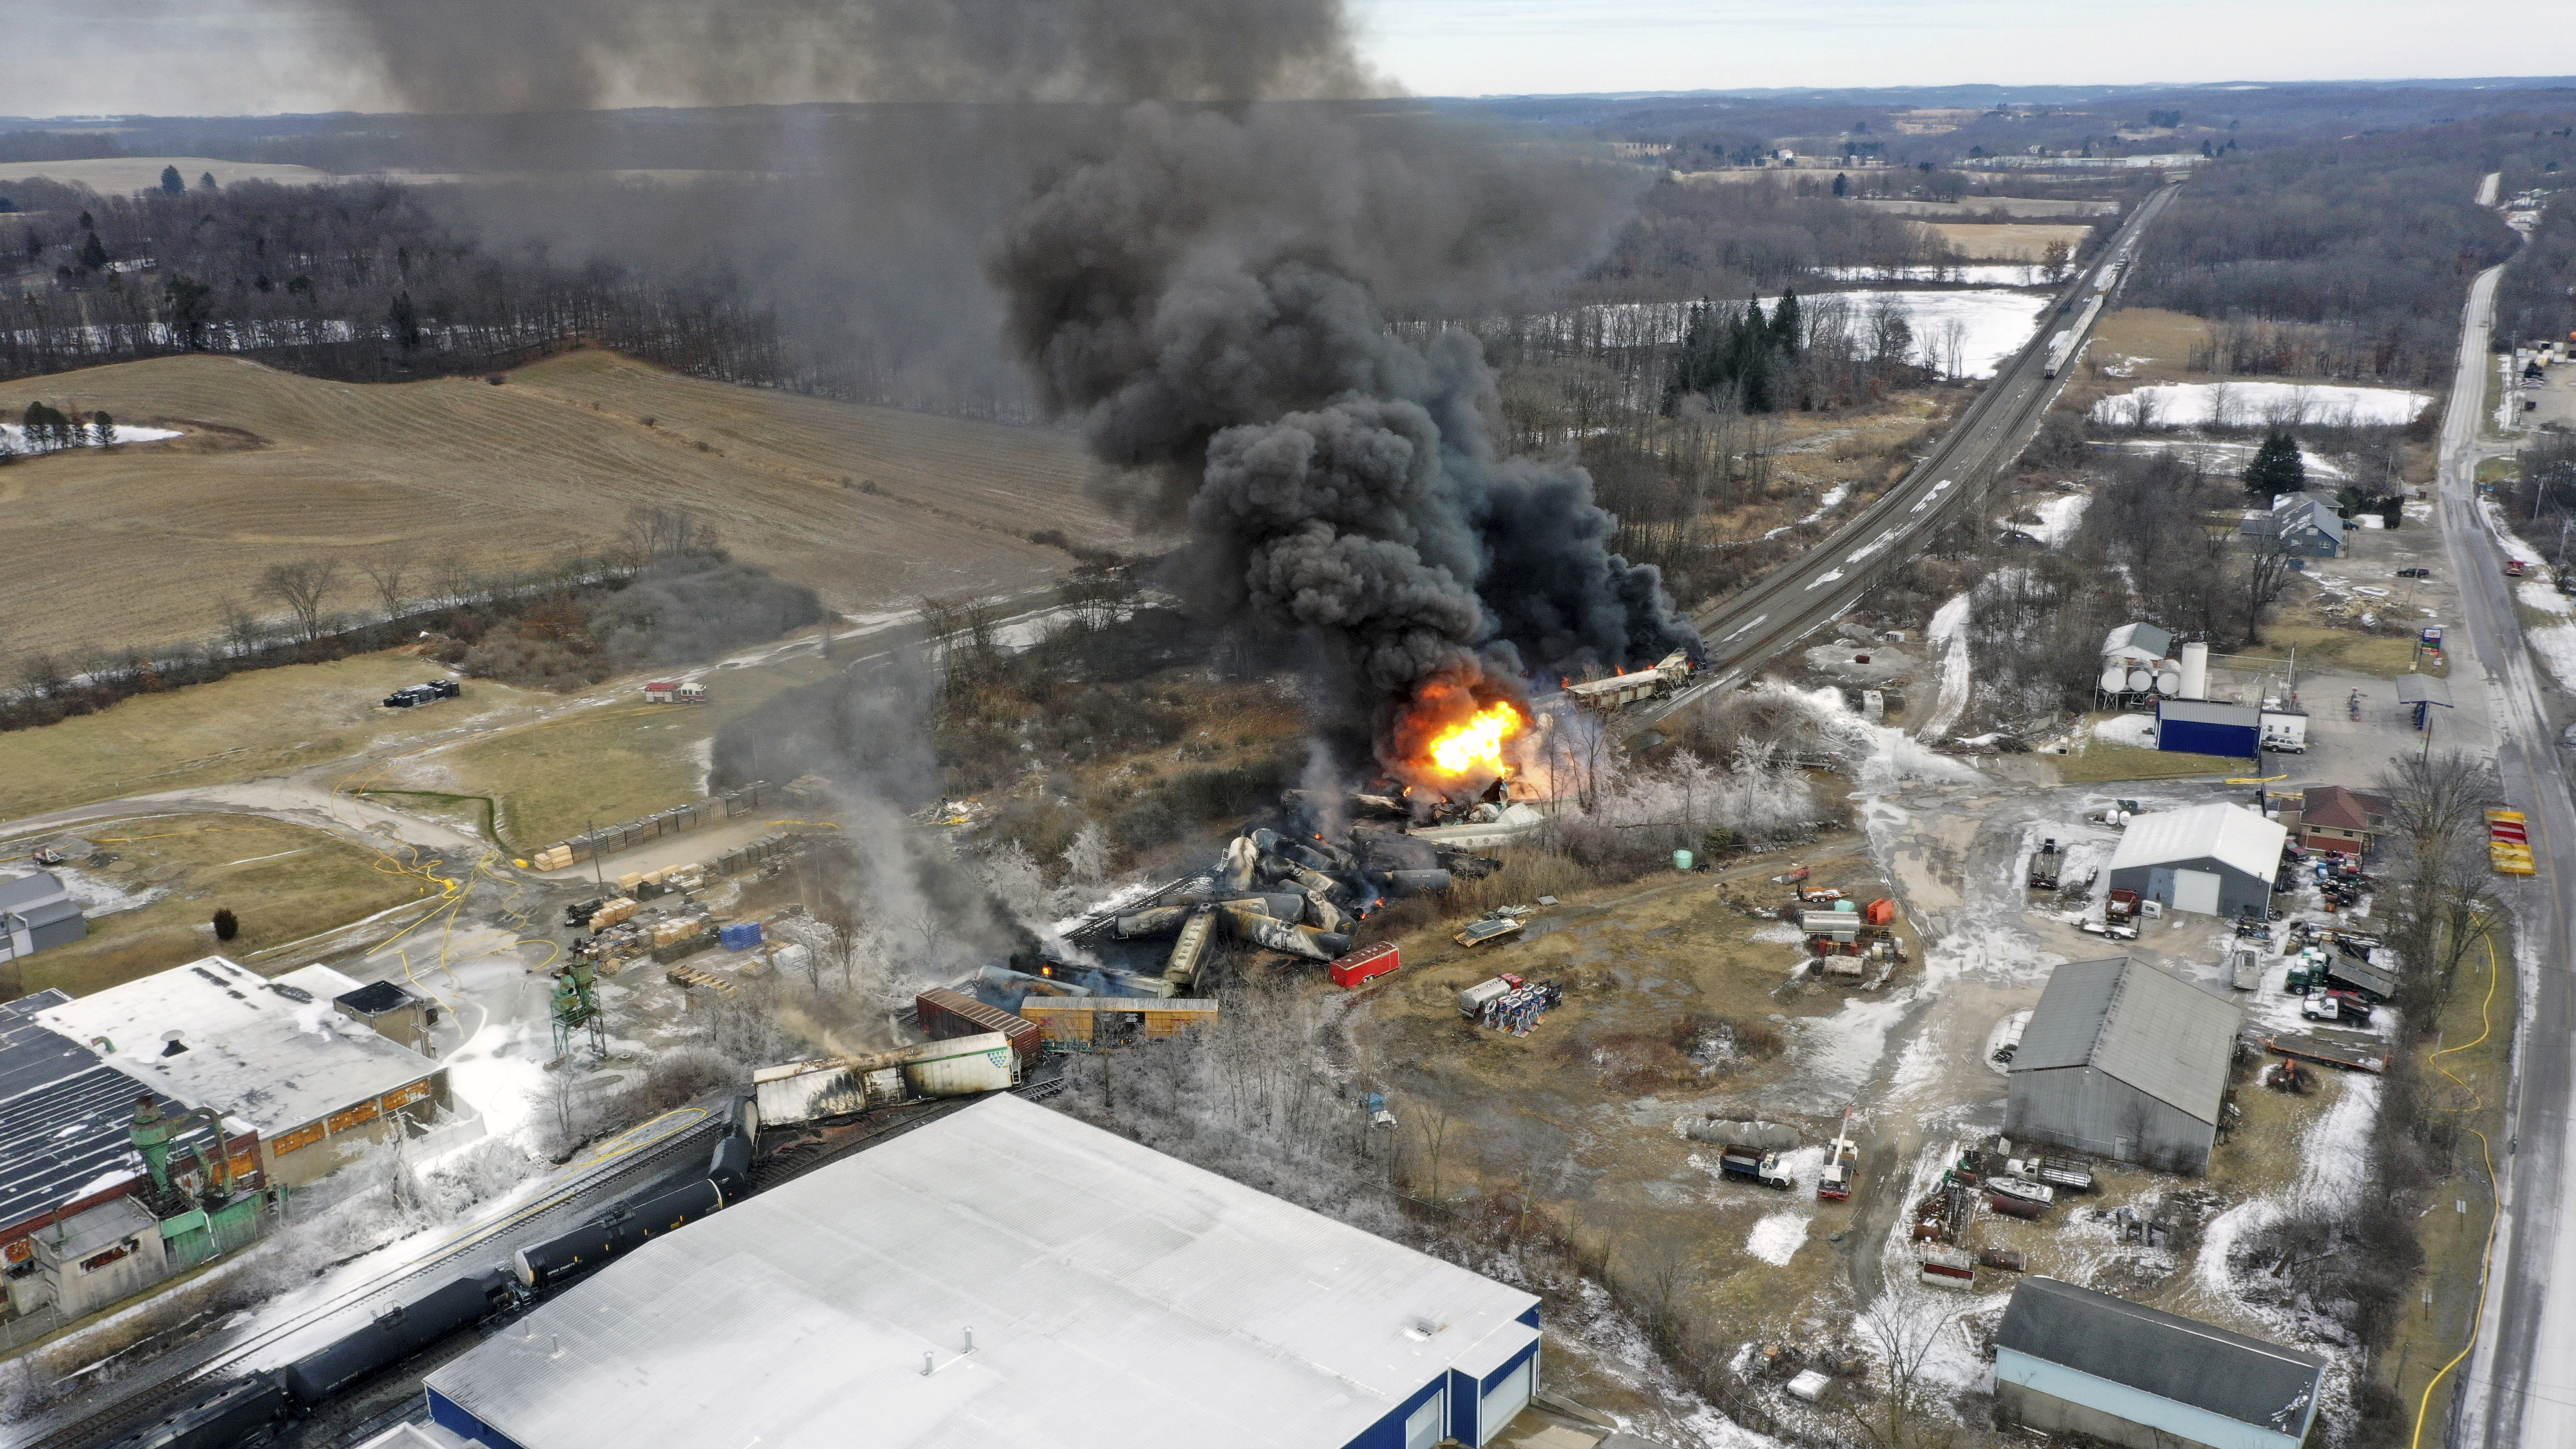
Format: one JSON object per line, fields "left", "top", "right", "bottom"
{"left": 2091, "top": 381, "right": 2432, "bottom": 429}
{"left": 2089, "top": 713, "right": 2157, "bottom": 748}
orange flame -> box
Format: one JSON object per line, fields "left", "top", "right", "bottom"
{"left": 1426, "top": 702, "right": 1523, "bottom": 775}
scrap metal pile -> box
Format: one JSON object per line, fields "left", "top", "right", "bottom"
{"left": 1070, "top": 820, "right": 1497, "bottom": 991}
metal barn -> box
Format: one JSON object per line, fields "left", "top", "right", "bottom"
{"left": 1995, "top": 1277, "right": 2324, "bottom": 1449}
{"left": 424, "top": 1095, "right": 1544, "bottom": 1449}
{"left": 2006, "top": 957, "right": 2242, "bottom": 1174}
{"left": 0, "top": 871, "right": 85, "bottom": 962}
{"left": 2106, "top": 803, "right": 2285, "bottom": 920}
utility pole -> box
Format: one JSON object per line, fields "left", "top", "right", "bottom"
{"left": 588, "top": 816, "right": 605, "bottom": 889}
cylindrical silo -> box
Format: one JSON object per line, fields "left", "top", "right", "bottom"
{"left": 2179, "top": 640, "right": 2209, "bottom": 700}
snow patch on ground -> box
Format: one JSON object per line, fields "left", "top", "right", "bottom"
{"left": 1540, "top": 288, "right": 2048, "bottom": 379}
{"left": 2527, "top": 624, "right": 2576, "bottom": 690}
{"left": 2518, "top": 580, "right": 2572, "bottom": 614}
{"left": 2089, "top": 713, "right": 2157, "bottom": 748}
{"left": 0, "top": 422, "right": 183, "bottom": 451}
{"left": 36, "top": 864, "right": 161, "bottom": 918}
{"left": 1749, "top": 920, "right": 1806, "bottom": 946}
{"left": 2090, "top": 381, "right": 2432, "bottom": 428}
{"left": 1746, "top": 1210, "right": 1812, "bottom": 1266}
{"left": 2022, "top": 492, "right": 2089, "bottom": 544}
{"left": 1796, "top": 483, "right": 1852, "bottom": 525}
{"left": 1791, "top": 991, "right": 1916, "bottom": 1098}
{"left": 1918, "top": 593, "right": 1972, "bottom": 740}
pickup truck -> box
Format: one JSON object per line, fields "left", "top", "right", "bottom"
{"left": 1719, "top": 1145, "right": 1795, "bottom": 1191}
{"left": 2005, "top": 1157, "right": 2095, "bottom": 1193}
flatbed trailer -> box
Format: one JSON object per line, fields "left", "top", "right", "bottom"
{"left": 2257, "top": 1031, "right": 2387, "bottom": 1075}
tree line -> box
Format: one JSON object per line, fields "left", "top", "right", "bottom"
{"left": 2126, "top": 128, "right": 2527, "bottom": 386}
{"left": 0, "top": 506, "right": 817, "bottom": 732}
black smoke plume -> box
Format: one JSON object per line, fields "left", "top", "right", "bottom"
{"left": 988, "top": 103, "right": 1698, "bottom": 770}
{"left": 278, "top": 0, "right": 1699, "bottom": 771}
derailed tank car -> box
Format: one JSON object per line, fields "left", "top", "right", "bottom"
{"left": 512, "top": 1177, "right": 726, "bottom": 1290}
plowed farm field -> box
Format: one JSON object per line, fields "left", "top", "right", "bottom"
{"left": 0, "top": 350, "right": 1148, "bottom": 664}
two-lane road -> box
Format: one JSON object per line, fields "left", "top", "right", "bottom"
{"left": 2438, "top": 258, "right": 2576, "bottom": 1448}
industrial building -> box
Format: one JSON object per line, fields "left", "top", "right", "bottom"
{"left": 0, "top": 869, "right": 86, "bottom": 963}
{"left": 2007, "top": 957, "right": 2242, "bottom": 1173}
{"left": 2155, "top": 698, "right": 2261, "bottom": 758}
{"left": 32, "top": 957, "right": 449, "bottom": 1187}
{"left": 1994, "top": 1277, "right": 2325, "bottom": 1449}
{"left": 0, "top": 991, "right": 263, "bottom": 1323}
{"left": 424, "top": 1095, "right": 1545, "bottom": 1449}
{"left": 2106, "top": 802, "right": 2286, "bottom": 920}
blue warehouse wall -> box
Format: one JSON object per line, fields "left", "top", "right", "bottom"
{"left": 428, "top": 1387, "right": 532, "bottom": 1449}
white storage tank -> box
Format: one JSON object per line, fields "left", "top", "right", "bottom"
{"left": 2179, "top": 640, "right": 2209, "bottom": 700}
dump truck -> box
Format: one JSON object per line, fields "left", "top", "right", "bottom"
{"left": 1719, "top": 1145, "right": 1795, "bottom": 1191}
{"left": 2105, "top": 888, "right": 2141, "bottom": 923}
{"left": 2027, "top": 839, "right": 2063, "bottom": 891}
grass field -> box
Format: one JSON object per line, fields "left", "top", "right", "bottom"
{"left": 0, "top": 157, "right": 335, "bottom": 195}
{"left": 0, "top": 653, "right": 555, "bottom": 824}
{"left": 2238, "top": 622, "right": 2440, "bottom": 679}
{"left": 1920, "top": 221, "right": 2097, "bottom": 260}
{"left": 4, "top": 812, "right": 434, "bottom": 999}
{"left": 2056, "top": 738, "right": 2246, "bottom": 782}
{"left": 405, "top": 651, "right": 842, "bottom": 847}
{"left": 1852, "top": 196, "right": 2119, "bottom": 218}
{"left": 0, "top": 349, "right": 1147, "bottom": 665}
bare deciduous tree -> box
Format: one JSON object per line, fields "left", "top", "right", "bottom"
{"left": 356, "top": 546, "right": 414, "bottom": 622}
{"left": 1846, "top": 1279, "right": 1966, "bottom": 1449}
{"left": 257, "top": 559, "right": 340, "bottom": 643}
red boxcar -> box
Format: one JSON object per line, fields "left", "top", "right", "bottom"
{"left": 916, "top": 987, "right": 1044, "bottom": 1067}
{"left": 1328, "top": 942, "right": 1401, "bottom": 989}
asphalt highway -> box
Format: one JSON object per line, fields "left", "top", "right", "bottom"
{"left": 1635, "top": 180, "right": 2184, "bottom": 732}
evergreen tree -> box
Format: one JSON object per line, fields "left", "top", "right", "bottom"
{"left": 1770, "top": 289, "right": 1802, "bottom": 350}
{"left": 199, "top": 171, "right": 217, "bottom": 192}
{"left": 159, "top": 164, "right": 185, "bottom": 196}
{"left": 2243, "top": 429, "right": 2307, "bottom": 500}
{"left": 389, "top": 290, "right": 423, "bottom": 351}
{"left": 78, "top": 231, "right": 107, "bottom": 272}
{"left": 1831, "top": 171, "right": 1848, "bottom": 197}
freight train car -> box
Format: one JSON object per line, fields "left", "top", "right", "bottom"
{"left": 752, "top": 1032, "right": 1019, "bottom": 1129}
{"left": 512, "top": 1178, "right": 726, "bottom": 1290}
{"left": 107, "top": 1373, "right": 288, "bottom": 1449}
{"left": 283, "top": 1268, "right": 520, "bottom": 1405}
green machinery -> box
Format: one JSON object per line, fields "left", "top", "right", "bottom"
{"left": 127, "top": 1095, "right": 266, "bottom": 1270}
{"left": 550, "top": 960, "right": 606, "bottom": 1062}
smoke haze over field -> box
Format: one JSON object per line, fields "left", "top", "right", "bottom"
{"left": 289, "top": 0, "right": 1698, "bottom": 771}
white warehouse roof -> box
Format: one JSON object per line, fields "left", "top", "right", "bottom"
{"left": 33, "top": 957, "right": 438, "bottom": 1137}
{"left": 2109, "top": 803, "right": 2286, "bottom": 884}
{"left": 426, "top": 1094, "right": 1540, "bottom": 1449}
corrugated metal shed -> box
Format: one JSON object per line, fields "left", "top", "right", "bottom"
{"left": 2109, "top": 803, "right": 2286, "bottom": 885}
{"left": 2012, "top": 958, "right": 2241, "bottom": 1125}
{"left": 426, "top": 1095, "right": 1540, "bottom": 1449}
{"left": 1997, "top": 1277, "right": 2322, "bottom": 1441}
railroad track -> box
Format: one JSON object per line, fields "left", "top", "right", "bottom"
{"left": 1631, "top": 181, "right": 2184, "bottom": 734}
{"left": 23, "top": 1108, "right": 724, "bottom": 1449}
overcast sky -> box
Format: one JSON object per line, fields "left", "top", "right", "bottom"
{"left": 8, "top": 0, "right": 2570, "bottom": 119}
